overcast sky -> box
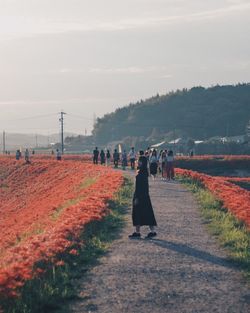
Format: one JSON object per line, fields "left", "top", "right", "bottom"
{"left": 0, "top": 0, "right": 249, "bottom": 135}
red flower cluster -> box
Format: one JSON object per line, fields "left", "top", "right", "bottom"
{"left": 176, "top": 155, "right": 250, "bottom": 160}
{"left": 218, "top": 177, "right": 250, "bottom": 183}
{"left": 176, "top": 168, "right": 250, "bottom": 229}
{"left": 0, "top": 156, "right": 123, "bottom": 297}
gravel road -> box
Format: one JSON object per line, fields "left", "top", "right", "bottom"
{"left": 70, "top": 176, "right": 250, "bottom": 313}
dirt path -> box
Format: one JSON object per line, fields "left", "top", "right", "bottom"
{"left": 70, "top": 176, "right": 250, "bottom": 313}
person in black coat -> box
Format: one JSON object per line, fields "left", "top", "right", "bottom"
{"left": 113, "top": 149, "right": 120, "bottom": 168}
{"left": 129, "top": 151, "right": 157, "bottom": 239}
{"left": 100, "top": 149, "right": 105, "bottom": 165}
{"left": 93, "top": 147, "right": 99, "bottom": 164}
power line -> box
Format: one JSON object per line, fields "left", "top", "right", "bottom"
{"left": 3, "top": 113, "right": 58, "bottom": 122}
{"left": 67, "top": 113, "right": 93, "bottom": 121}
{"left": 4, "top": 126, "right": 60, "bottom": 130}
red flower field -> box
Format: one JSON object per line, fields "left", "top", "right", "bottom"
{"left": 176, "top": 168, "right": 250, "bottom": 229}
{"left": 0, "top": 156, "right": 123, "bottom": 297}
{"left": 176, "top": 155, "right": 250, "bottom": 160}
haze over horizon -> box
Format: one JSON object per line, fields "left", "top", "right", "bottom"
{"left": 0, "top": 0, "right": 249, "bottom": 135}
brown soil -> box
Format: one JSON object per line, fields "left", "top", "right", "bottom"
{"left": 70, "top": 176, "right": 250, "bottom": 313}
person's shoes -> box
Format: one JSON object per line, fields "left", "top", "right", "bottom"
{"left": 128, "top": 232, "right": 141, "bottom": 239}
{"left": 145, "top": 232, "right": 157, "bottom": 239}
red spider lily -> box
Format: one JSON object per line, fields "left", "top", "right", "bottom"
{"left": 176, "top": 168, "right": 250, "bottom": 229}
{"left": 176, "top": 155, "right": 250, "bottom": 160}
{"left": 69, "top": 249, "right": 78, "bottom": 255}
{"left": 218, "top": 177, "right": 250, "bottom": 183}
{"left": 0, "top": 156, "right": 123, "bottom": 298}
{"left": 55, "top": 260, "right": 65, "bottom": 267}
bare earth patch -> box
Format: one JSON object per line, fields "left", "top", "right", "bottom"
{"left": 70, "top": 176, "right": 250, "bottom": 313}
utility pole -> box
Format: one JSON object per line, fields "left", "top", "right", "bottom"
{"left": 59, "top": 111, "right": 66, "bottom": 154}
{"left": 3, "top": 131, "right": 6, "bottom": 154}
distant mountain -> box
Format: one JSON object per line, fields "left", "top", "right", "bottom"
{"left": 0, "top": 132, "right": 77, "bottom": 151}
{"left": 93, "top": 84, "right": 250, "bottom": 145}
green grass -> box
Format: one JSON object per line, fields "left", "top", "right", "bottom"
{"left": 0, "top": 177, "right": 133, "bottom": 313}
{"left": 76, "top": 177, "right": 97, "bottom": 191}
{"left": 178, "top": 176, "right": 250, "bottom": 279}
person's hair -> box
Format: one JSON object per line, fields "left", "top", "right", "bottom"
{"left": 139, "top": 150, "right": 144, "bottom": 156}
{"left": 138, "top": 156, "right": 148, "bottom": 175}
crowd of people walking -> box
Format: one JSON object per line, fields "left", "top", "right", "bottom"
{"left": 9, "top": 145, "right": 175, "bottom": 182}
{"left": 92, "top": 146, "right": 175, "bottom": 181}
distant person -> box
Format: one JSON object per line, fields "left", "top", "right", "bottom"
{"left": 145, "top": 147, "right": 151, "bottom": 163}
{"left": 32, "top": 150, "right": 35, "bottom": 155}
{"left": 56, "top": 149, "right": 62, "bottom": 161}
{"left": 100, "top": 149, "right": 105, "bottom": 165}
{"left": 51, "top": 150, "right": 54, "bottom": 155}
{"left": 15, "top": 150, "right": 21, "bottom": 160}
{"left": 113, "top": 149, "right": 120, "bottom": 168}
{"left": 149, "top": 149, "right": 158, "bottom": 180}
{"left": 106, "top": 149, "right": 111, "bottom": 166}
{"left": 160, "top": 150, "right": 167, "bottom": 180}
{"left": 128, "top": 147, "right": 136, "bottom": 170}
{"left": 24, "top": 148, "right": 30, "bottom": 164}
{"left": 121, "top": 150, "right": 128, "bottom": 170}
{"left": 158, "top": 150, "right": 163, "bottom": 174}
{"left": 93, "top": 147, "right": 99, "bottom": 164}
{"left": 166, "top": 150, "right": 175, "bottom": 180}
{"left": 129, "top": 152, "right": 157, "bottom": 239}
{"left": 190, "top": 150, "right": 194, "bottom": 157}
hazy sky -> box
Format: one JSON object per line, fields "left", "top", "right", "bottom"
{"left": 0, "top": 0, "right": 249, "bottom": 135}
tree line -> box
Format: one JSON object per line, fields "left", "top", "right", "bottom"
{"left": 92, "top": 84, "right": 250, "bottom": 145}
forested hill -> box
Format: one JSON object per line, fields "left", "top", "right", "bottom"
{"left": 93, "top": 84, "right": 250, "bottom": 144}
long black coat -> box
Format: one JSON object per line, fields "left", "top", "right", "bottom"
{"left": 132, "top": 171, "right": 157, "bottom": 226}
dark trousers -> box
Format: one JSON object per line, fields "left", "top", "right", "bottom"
{"left": 130, "top": 158, "right": 135, "bottom": 169}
